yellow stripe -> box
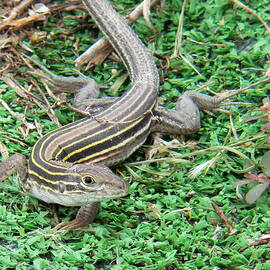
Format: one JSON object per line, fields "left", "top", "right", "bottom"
{"left": 62, "top": 116, "right": 144, "bottom": 161}
{"left": 52, "top": 104, "right": 151, "bottom": 161}
{"left": 33, "top": 95, "right": 153, "bottom": 177}
{"left": 30, "top": 102, "right": 152, "bottom": 182}
{"left": 27, "top": 177, "right": 80, "bottom": 194}
{"left": 29, "top": 169, "right": 81, "bottom": 183}
{"left": 75, "top": 119, "right": 150, "bottom": 163}
{"left": 29, "top": 156, "right": 79, "bottom": 178}
{"left": 30, "top": 119, "right": 96, "bottom": 175}
{"left": 83, "top": 149, "right": 121, "bottom": 164}
{"left": 44, "top": 93, "right": 152, "bottom": 162}
{"left": 28, "top": 169, "right": 57, "bottom": 184}
{"left": 55, "top": 122, "right": 114, "bottom": 160}
{"left": 46, "top": 119, "right": 101, "bottom": 161}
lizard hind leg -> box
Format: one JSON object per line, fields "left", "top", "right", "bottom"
{"left": 151, "top": 89, "right": 242, "bottom": 135}
{"left": 25, "top": 56, "right": 105, "bottom": 111}
{"left": 152, "top": 91, "right": 202, "bottom": 135}
{"left": 34, "top": 69, "right": 103, "bottom": 111}
{"left": 35, "top": 70, "right": 117, "bottom": 112}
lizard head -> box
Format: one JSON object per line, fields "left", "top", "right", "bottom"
{"left": 26, "top": 163, "right": 128, "bottom": 207}
{"left": 62, "top": 163, "right": 129, "bottom": 206}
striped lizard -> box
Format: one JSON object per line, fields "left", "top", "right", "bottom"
{"left": 0, "top": 0, "right": 246, "bottom": 230}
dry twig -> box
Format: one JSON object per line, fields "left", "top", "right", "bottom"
{"left": 240, "top": 234, "right": 270, "bottom": 252}
{"left": 171, "top": 0, "right": 188, "bottom": 58}
{"left": 142, "top": 0, "right": 156, "bottom": 32}
{"left": 0, "top": 142, "right": 9, "bottom": 159}
{"left": 0, "top": 0, "right": 35, "bottom": 31}
{"left": 230, "top": 0, "right": 270, "bottom": 34}
{"left": 0, "top": 2, "right": 50, "bottom": 31}
{"left": 211, "top": 201, "right": 236, "bottom": 235}
{"left": 0, "top": 98, "right": 35, "bottom": 138}
{"left": 30, "top": 79, "right": 62, "bottom": 127}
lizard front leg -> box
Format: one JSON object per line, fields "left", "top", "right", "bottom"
{"left": 54, "top": 202, "right": 100, "bottom": 231}
{"left": 0, "top": 154, "right": 100, "bottom": 230}
{"left": 0, "top": 154, "right": 27, "bottom": 182}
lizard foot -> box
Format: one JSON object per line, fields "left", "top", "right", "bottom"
{"left": 55, "top": 202, "right": 100, "bottom": 231}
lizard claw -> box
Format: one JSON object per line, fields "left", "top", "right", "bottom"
{"left": 54, "top": 202, "right": 100, "bottom": 231}
{"left": 55, "top": 218, "right": 90, "bottom": 231}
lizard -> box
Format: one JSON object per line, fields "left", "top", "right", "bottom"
{"left": 0, "top": 0, "right": 247, "bottom": 230}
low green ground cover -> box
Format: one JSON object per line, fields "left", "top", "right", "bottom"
{"left": 0, "top": 0, "right": 269, "bottom": 269}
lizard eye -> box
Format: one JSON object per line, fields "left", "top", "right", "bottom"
{"left": 82, "top": 176, "right": 96, "bottom": 185}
